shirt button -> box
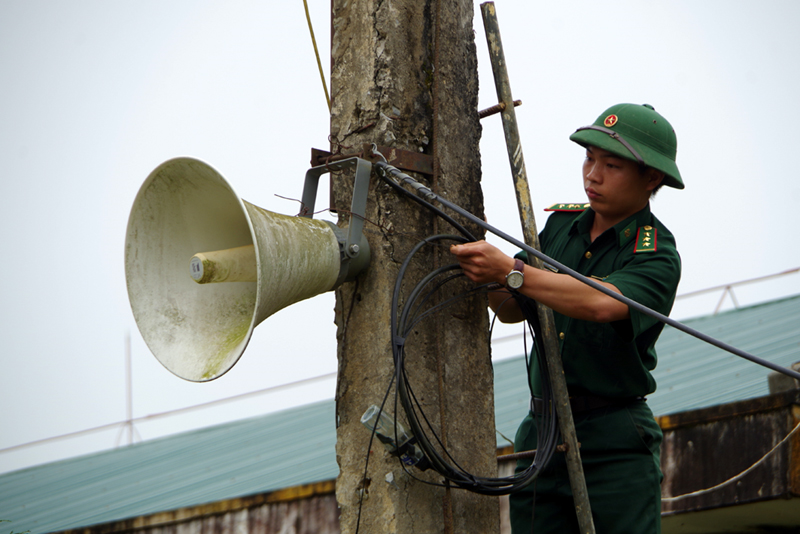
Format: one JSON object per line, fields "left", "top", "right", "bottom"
{"left": 584, "top": 251, "right": 592, "bottom": 259}
{"left": 559, "top": 332, "right": 565, "bottom": 340}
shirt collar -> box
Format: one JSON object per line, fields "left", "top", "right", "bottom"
{"left": 570, "top": 203, "right": 653, "bottom": 248}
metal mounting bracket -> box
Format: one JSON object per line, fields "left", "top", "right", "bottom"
{"left": 299, "top": 157, "right": 372, "bottom": 287}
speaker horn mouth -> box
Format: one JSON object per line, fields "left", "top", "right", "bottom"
{"left": 125, "top": 157, "right": 343, "bottom": 381}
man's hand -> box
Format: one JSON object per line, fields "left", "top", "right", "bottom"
{"left": 449, "top": 241, "right": 516, "bottom": 285}
{"left": 451, "top": 240, "right": 629, "bottom": 324}
{"left": 450, "top": 241, "right": 524, "bottom": 323}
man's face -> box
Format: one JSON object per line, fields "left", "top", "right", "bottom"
{"left": 582, "top": 146, "right": 661, "bottom": 221}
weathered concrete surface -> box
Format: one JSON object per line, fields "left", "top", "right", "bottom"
{"left": 330, "top": 1, "right": 499, "bottom": 533}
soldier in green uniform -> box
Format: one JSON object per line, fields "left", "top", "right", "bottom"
{"left": 451, "top": 103, "right": 683, "bottom": 533}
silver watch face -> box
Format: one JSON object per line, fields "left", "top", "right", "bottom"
{"left": 506, "top": 271, "right": 524, "bottom": 289}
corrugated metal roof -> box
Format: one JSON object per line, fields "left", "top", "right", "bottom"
{"left": 648, "top": 294, "right": 800, "bottom": 415}
{"left": 493, "top": 294, "right": 800, "bottom": 440}
{"left": 2, "top": 294, "right": 798, "bottom": 533}
{"left": 0, "top": 401, "right": 337, "bottom": 534}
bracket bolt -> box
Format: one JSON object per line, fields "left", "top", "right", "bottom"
{"left": 349, "top": 244, "right": 360, "bottom": 255}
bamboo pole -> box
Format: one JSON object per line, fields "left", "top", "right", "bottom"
{"left": 479, "top": 3, "right": 596, "bottom": 532}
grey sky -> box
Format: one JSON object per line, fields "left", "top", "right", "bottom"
{"left": 1, "top": 0, "right": 799, "bottom": 474}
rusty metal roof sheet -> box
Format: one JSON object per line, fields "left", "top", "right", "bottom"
{"left": 2, "top": 294, "right": 798, "bottom": 533}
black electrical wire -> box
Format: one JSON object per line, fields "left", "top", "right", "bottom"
{"left": 378, "top": 165, "right": 478, "bottom": 242}
{"left": 352, "top": 151, "right": 562, "bottom": 494}
{"left": 372, "top": 156, "right": 800, "bottom": 382}
{"left": 354, "top": 150, "right": 800, "bottom": 529}
{"left": 388, "top": 234, "right": 560, "bottom": 495}
{"left": 364, "top": 147, "right": 800, "bottom": 502}
{"left": 355, "top": 372, "right": 397, "bottom": 534}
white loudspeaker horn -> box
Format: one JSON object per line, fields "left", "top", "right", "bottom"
{"left": 125, "top": 157, "right": 369, "bottom": 381}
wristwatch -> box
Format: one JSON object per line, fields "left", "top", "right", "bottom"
{"left": 505, "top": 259, "right": 525, "bottom": 289}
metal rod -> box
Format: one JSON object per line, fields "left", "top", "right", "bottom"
{"left": 478, "top": 99, "right": 521, "bottom": 119}
{"left": 497, "top": 443, "right": 572, "bottom": 463}
{"left": 676, "top": 267, "right": 800, "bottom": 299}
{"left": 497, "top": 449, "right": 537, "bottom": 462}
{"left": 374, "top": 159, "right": 800, "bottom": 382}
{"left": 479, "top": 4, "right": 597, "bottom": 533}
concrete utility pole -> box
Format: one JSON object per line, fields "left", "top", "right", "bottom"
{"left": 329, "top": 1, "right": 500, "bottom": 533}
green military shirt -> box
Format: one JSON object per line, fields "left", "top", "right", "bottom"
{"left": 520, "top": 203, "right": 681, "bottom": 399}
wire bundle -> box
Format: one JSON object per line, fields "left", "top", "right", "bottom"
{"left": 385, "top": 233, "right": 560, "bottom": 494}
{"left": 350, "top": 152, "right": 568, "bottom": 533}
{"left": 368, "top": 150, "right": 561, "bottom": 493}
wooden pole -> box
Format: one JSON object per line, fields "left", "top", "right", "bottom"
{"left": 479, "top": 3, "right": 597, "bottom": 533}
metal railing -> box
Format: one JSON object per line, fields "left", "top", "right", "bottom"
{"left": 674, "top": 267, "right": 800, "bottom": 315}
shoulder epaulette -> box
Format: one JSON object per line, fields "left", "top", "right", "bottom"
{"left": 545, "top": 203, "right": 590, "bottom": 212}
{"left": 634, "top": 225, "right": 657, "bottom": 253}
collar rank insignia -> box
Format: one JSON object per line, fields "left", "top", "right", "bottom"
{"left": 634, "top": 225, "right": 657, "bottom": 253}
{"left": 545, "top": 203, "right": 590, "bottom": 212}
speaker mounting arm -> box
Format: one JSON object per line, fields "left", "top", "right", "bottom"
{"left": 299, "top": 156, "right": 372, "bottom": 286}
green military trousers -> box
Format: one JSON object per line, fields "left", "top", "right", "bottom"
{"left": 509, "top": 400, "right": 663, "bottom": 534}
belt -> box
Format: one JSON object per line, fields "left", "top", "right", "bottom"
{"left": 530, "top": 395, "right": 644, "bottom": 415}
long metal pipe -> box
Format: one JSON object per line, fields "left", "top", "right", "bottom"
{"left": 373, "top": 158, "right": 800, "bottom": 383}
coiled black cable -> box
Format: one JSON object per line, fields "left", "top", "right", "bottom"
{"left": 346, "top": 147, "right": 563, "bottom": 494}
{"left": 388, "top": 231, "right": 560, "bottom": 495}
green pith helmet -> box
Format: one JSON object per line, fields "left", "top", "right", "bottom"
{"left": 569, "top": 103, "right": 684, "bottom": 189}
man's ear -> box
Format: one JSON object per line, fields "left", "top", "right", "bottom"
{"left": 645, "top": 168, "right": 665, "bottom": 191}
